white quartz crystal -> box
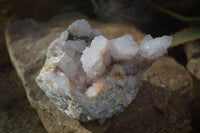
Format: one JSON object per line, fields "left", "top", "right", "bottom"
{"left": 111, "top": 34, "right": 138, "bottom": 61}
{"left": 81, "top": 35, "right": 110, "bottom": 79}
{"left": 139, "top": 34, "right": 172, "bottom": 59}
{"left": 36, "top": 19, "right": 172, "bottom": 123}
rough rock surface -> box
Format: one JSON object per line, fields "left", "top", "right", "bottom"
{"left": 190, "top": 76, "right": 200, "bottom": 133}
{"left": 144, "top": 56, "right": 193, "bottom": 91}
{"left": 184, "top": 41, "right": 200, "bottom": 80}
{"left": 184, "top": 41, "right": 200, "bottom": 132}
{"left": 6, "top": 13, "right": 193, "bottom": 133}
{"left": 0, "top": 24, "right": 46, "bottom": 132}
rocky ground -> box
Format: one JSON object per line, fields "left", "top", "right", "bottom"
{"left": 3, "top": 12, "right": 200, "bottom": 133}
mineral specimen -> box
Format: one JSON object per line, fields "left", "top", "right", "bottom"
{"left": 36, "top": 19, "right": 172, "bottom": 123}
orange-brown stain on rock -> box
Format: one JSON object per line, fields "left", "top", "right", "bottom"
{"left": 45, "top": 67, "right": 52, "bottom": 72}
{"left": 112, "top": 70, "right": 124, "bottom": 80}
{"left": 95, "top": 82, "right": 105, "bottom": 95}
{"left": 86, "top": 82, "right": 105, "bottom": 98}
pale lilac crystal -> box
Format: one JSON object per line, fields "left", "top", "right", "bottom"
{"left": 36, "top": 19, "right": 172, "bottom": 123}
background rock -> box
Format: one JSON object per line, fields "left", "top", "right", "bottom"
{"left": 5, "top": 13, "right": 194, "bottom": 133}
{"left": 184, "top": 41, "right": 200, "bottom": 80}
{"left": 184, "top": 42, "right": 200, "bottom": 133}
{"left": 144, "top": 56, "right": 193, "bottom": 91}
{"left": 0, "top": 67, "right": 46, "bottom": 133}
{"left": 0, "top": 9, "right": 46, "bottom": 131}
{"left": 190, "top": 76, "right": 200, "bottom": 133}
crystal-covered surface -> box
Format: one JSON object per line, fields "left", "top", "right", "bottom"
{"left": 36, "top": 19, "right": 172, "bottom": 123}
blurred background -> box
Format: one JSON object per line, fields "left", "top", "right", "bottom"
{"left": 0, "top": 0, "right": 200, "bottom": 132}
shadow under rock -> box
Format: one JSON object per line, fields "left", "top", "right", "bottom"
{"left": 0, "top": 66, "right": 46, "bottom": 133}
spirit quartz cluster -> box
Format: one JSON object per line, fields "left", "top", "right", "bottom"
{"left": 36, "top": 19, "right": 172, "bottom": 123}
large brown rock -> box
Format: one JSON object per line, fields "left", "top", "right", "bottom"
{"left": 0, "top": 18, "right": 46, "bottom": 132}
{"left": 184, "top": 42, "right": 200, "bottom": 80}
{"left": 184, "top": 41, "right": 200, "bottom": 132}
{"left": 144, "top": 56, "right": 193, "bottom": 91}
{"left": 5, "top": 12, "right": 193, "bottom": 133}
